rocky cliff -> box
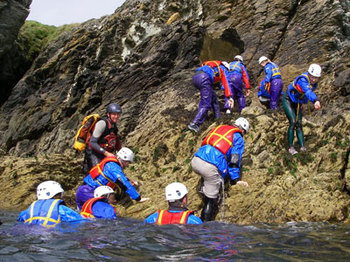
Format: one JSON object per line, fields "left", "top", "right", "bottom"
{"left": 0, "top": 0, "right": 349, "bottom": 224}
{"left": 0, "top": 0, "right": 32, "bottom": 104}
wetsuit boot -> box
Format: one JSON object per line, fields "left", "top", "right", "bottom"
{"left": 201, "top": 196, "right": 217, "bottom": 222}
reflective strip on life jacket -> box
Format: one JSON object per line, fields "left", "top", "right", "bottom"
{"left": 270, "top": 62, "right": 281, "bottom": 77}
{"left": 24, "top": 199, "right": 61, "bottom": 227}
{"left": 201, "top": 125, "right": 242, "bottom": 156}
{"left": 228, "top": 61, "right": 241, "bottom": 73}
{"left": 156, "top": 210, "right": 192, "bottom": 225}
{"left": 89, "top": 157, "right": 120, "bottom": 189}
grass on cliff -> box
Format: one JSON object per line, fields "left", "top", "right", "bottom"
{"left": 17, "top": 20, "right": 79, "bottom": 61}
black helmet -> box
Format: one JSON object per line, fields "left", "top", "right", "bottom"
{"left": 107, "top": 103, "right": 122, "bottom": 113}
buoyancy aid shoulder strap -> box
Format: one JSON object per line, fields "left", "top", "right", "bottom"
{"left": 292, "top": 73, "right": 310, "bottom": 95}
{"left": 201, "top": 61, "right": 222, "bottom": 79}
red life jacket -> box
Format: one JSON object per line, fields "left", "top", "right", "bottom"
{"left": 80, "top": 197, "right": 105, "bottom": 218}
{"left": 201, "top": 125, "right": 243, "bottom": 155}
{"left": 201, "top": 60, "right": 223, "bottom": 83}
{"left": 88, "top": 117, "right": 121, "bottom": 152}
{"left": 156, "top": 210, "right": 194, "bottom": 225}
{"left": 89, "top": 156, "right": 121, "bottom": 189}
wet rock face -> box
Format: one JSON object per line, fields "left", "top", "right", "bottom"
{"left": 0, "top": 0, "right": 32, "bottom": 104}
{"left": 0, "top": 0, "right": 349, "bottom": 224}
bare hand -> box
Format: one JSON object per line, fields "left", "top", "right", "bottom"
{"left": 104, "top": 151, "right": 115, "bottom": 157}
{"left": 228, "top": 97, "right": 234, "bottom": 109}
{"left": 314, "top": 101, "right": 321, "bottom": 110}
{"left": 138, "top": 197, "right": 149, "bottom": 203}
{"left": 246, "top": 89, "right": 250, "bottom": 97}
{"left": 131, "top": 180, "right": 139, "bottom": 187}
{"left": 236, "top": 181, "right": 249, "bottom": 187}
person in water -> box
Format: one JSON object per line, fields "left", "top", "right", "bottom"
{"left": 80, "top": 186, "right": 118, "bottom": 219}
{"left": 76, "top": 147, "right": 148, "bottom": 210}
{"left": 283, "top": 64, "right": 322, "bottom": 155}
{"left": 17, "top": 181, "right": 85, "bottom": 227}
{"left": 83, "top": 103, "right": 122, "bottom": 173}
{"left": 257, "top": 56, "right": 284, "bottom": 109}
{"left": 144, "top": 182, "right": 202, "bottom": 225}
{"left": 191, "top": 118, "right": 250, "bottom": 221}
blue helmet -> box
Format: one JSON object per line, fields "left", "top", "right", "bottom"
{"left": 107, "top": 103, "right": 122, "bottom": 113}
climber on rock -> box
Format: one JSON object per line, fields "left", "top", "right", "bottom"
{"left": 76, "top": 147, "right": 148, "bottom": 210}
{"left": 283, "top": 64, "right": 322, "bottom": 155}
{"left": 257, "top": 56, "right": 284, "bottom": 109}
{"left": 191, "top": 118, "right": 250, "bottom": 222}
{"left": 222, "top": 55, "right": 250, "bottom": 114}
{"left": 188, "top": 61, "right": 234, "bottom": 133}
{"left": 82, "top": 103, "right": 122, "bottom": 173}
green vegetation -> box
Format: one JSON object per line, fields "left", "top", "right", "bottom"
{"left": 17, "top": 20, "right": 78, "bottom": 61}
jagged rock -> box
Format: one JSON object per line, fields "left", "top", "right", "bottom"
{"left": 0, "top": 0, "right": 349, "bottom": 224}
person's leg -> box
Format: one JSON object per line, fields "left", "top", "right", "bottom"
{"left": 283, "top": 93, "right": 298, "bottom": 154}
{"left": 270, "top": 79, "right": 283, "bottom": 109}
{"left": 83, "top": 147, "right": 104, "bottom": 173}
{"left": 190, "top": 73, "right": 213, "bottom": 127}
{"left": 231, "top": 74, "right": 245, "bottom": 112}
{"left": 212, "top": 91, "right": 221, "bottom": 118}
{"left": 191, "top": 156, "right": 222, "bottom": 221}
{"left": 296, "top": 106, "right": 305, "bottom": 148}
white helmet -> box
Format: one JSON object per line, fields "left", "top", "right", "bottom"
{"left": 94, "top": 186, "right": 114, "bottom": 198}
{"left": 165, "top": 182, "right": 188, "bottom": 202}
{"left": 234, "top": 55, "right": 243, "bottom": 62}
{"left": 308, "top": 64, "right": 322, "bottom": 77}
{"left": 259, "top": 56, "right": 268, "bottom": 64}
{"left": 117, "top": 147, "right": 134, "bottom": 162}
{"left": 37, "top": 181, "right": 64, "bottom": 200}
{"left": 234, "top": 117, "right": 250, "bottom": 133}
{"left": 221, "top": 61, "right": 230, "bottom": 69}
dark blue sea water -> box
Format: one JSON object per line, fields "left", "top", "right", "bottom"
{"left": 0, "top": 211, "right": 350, "bottom": 261}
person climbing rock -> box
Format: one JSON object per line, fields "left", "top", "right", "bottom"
{"left": 83, "top": 103, "right": 122, "bottom": 173}
{"left": 80, "top": 186, "right": 118, "bottom": 219}
{"left": 17, "top": 181, "right": 86, "bottom": 227}
{"left": 222, "top": 55, "right": 250, "bottom": 114}
{"left": 76, "top": 147, "right": 148, "bottom": 210}
{"left": 191, "top": 118, "right": 250, "bottom": 222}
{"left": 144, "top": 182, "right": 202, "bottom": 225}
{"left": 283, "top": 64, "right": 322, "bottom": 155}
{"left": 188, "top": 61, "right": 234, "bottom": 133}
{"left": 258, "top": 56, "right": 284, "bottom": 109}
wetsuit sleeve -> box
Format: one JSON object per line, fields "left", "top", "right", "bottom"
{"left": 227, "top": 133, "right": 245, "bottom": 181}
{"left": 299, "top": 78, "right": 318, "bottom": 103}
{"left": 242, "top": 66, "right": 250, "bottom": 89}
{"left": 220, "top": 67, "right": 232, "bottom": 97}
{"left": 59, "top": 205, "right": 87, "bottom": 222}
{"left": 89, "top": 120, "right": 107, "bottom": 154}
{"left": 106, "top": 162, "right": 141, "bottom": 200}
{"left": 264, "top": 64, "right": 272, "bottom": 84}
{"left": 187, "top": 214, "right": 203, "bottom": 224}
{"left": 144, "top": 212, "right": 159, "bottom": 224}
{"left": 91, "top": 201, "right": 117, "bottom": 219}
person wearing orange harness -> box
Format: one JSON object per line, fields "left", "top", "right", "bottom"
{"left": 83, "top": 103, "right": 122, "bottom": 173}
{"left": 17, "top": 181, "right": 86, "bottom": 227}
{"left": 191, "top": 118, "right": 250, "bottom": 221}
{"left": 144, "top": 182, "right": 202, "bottom": 225}
{"left": 283, "top": 64, "right": 322, "bottom": 155}
{"left": 188, "top": 61, "right": 234, "bottom": 133}
{"left": 258, "top": 56, "right": 283, "bottom": 109}
{"left": 76, "top": 147, "right": 148, "bottom": 210}
{"left": 80, "top": 186, "right": 117, "bottom": 219}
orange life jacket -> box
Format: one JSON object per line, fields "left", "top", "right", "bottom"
{"left": 80, "top": 197, "right": 105, "bottom": 218}
{"left": 89, "top": 156, "right": 120, "bottom": 189}
{"left": 201, "top": 60, "right": 223, "bottom": 83}
{"left": 201, "top": 125, "right": 243, "bottom": 155}
{"left": 156, "top": 210, "right": 193, "bottom": 225}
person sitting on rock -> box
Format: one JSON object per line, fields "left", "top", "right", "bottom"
{"left": 76, "top": 147, "right": 148, "bottom": 210}
{"left": 188, "top": 61, "right": 234, "bottom": 133}
{"left": 80, "top": 186, "right": 117, "bottom": 219}
{"left": 144, "top": 182, "right": 202, "bottom": 225}
{"left": 83, "top": 103, "right": 122, "bottom": 173}
{"left": 221, "top": 55, "right": 250, "bottom": 114}
{"left": 191, "top": 118, "right": 250, "bottom": 222}
{"left": 17, "top": 181, "right": 86, "bottom": 227}
{"left": 283, "top": 64, "right": 322, "bottom": 155}
{"left": 257, "top": 56, "right": 284, "bottom": 109}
